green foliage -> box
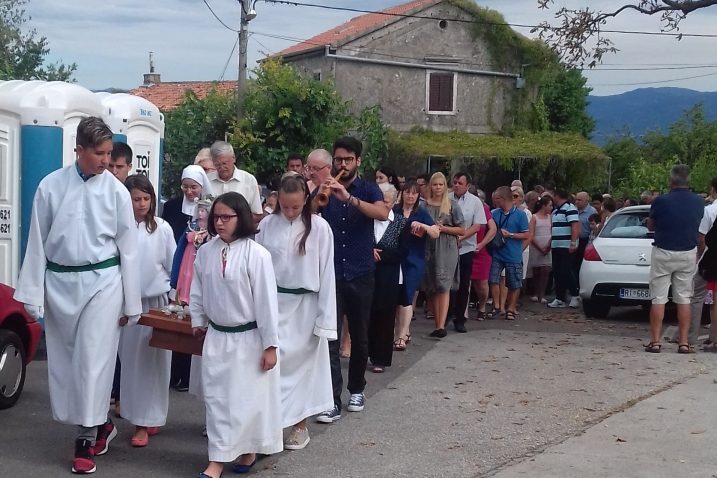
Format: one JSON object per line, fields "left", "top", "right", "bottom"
{"left": 162, "top": 88, "right": 237, "bottom": 197}
{"left": 355, "top": 105, "right": 388, "bottom": 173}
{"left": 0, "top": 0, "right": 76, "bottom": 81}
{"left": 233, "top": 59, "right": 354, "bottom": 182}
{"left": 539, "top": 68, "right": 595, "bottom": 137}
{"left": 387, "top": 128, "right": 608, "bottom": 192}
{"left": 611, "top": 105, "right": 717, "bottom": 197}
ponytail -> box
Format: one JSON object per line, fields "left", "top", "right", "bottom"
{"left": 277, "top": 173, "right": 313, "bottom": 256}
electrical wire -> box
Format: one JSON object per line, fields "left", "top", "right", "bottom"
{"left": 202, "top": 0, "right": 240, "bottom": 32}
{"left": 261, "top": 0, "right": 717, "bottom": 39}
{"left": 219, "top": 34, "right": 241, "bottom": 80}
{"left": 592, "top": 70, "right": 717, "bottom": 87}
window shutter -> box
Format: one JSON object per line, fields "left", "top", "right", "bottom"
{"left": 428, "top": 73, "right": 454, "bottom": 112}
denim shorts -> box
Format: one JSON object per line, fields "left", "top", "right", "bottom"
{"left": 489, "top": 257, "right": 523, "bottom": 289}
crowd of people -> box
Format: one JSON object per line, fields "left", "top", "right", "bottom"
{"left": 13, "top": 116, "right": 717, "bottom": 477}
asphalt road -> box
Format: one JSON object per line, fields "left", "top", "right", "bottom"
{"left": 2, "top": 302, "right": 713, "bottom": 477}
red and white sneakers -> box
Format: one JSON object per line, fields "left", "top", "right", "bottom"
{"left": 72, "top": 439, "right": 96, "bottom": 474}
{"left": 91, "top": 420, "right": 117, "bottom": 456}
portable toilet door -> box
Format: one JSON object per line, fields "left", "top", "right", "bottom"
{"left": 96, "top": 93, "right": 164, "bottom": 194}
{"left": 0, "top": 86, "right": 21, "bottom": 287}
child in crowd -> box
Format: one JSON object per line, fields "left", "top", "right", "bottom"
{"left": 190, "top": 192, "right": 282, "bottom": 478}
{"left": 264, "top": 191, "right": 278, "bottom": 214}
{"left": 588, "top": 213, "right": 601, "bottom": 242}
{"left": 256, "top": 173, "right": 337, "bottom": 450}
{"left": 118, "top": 175, "right": 176, "bottom": 447}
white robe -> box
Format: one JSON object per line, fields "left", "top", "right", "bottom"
{"left": 256, "top": 213, "right": 337, "bottom": 428}
{"left": 189, "top": 237, "right": 282, "bottom": 462}
{"left": 119, "top": 218, "right": 176, "bottom": 427}
{"left": 14, "top": 165, "right": 141, "bottom": 427}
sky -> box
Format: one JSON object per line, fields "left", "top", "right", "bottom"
{"left": 26, "top": 0, "right": 717, "bottom": 96}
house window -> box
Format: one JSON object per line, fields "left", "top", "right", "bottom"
{"left": 426, "top": 72, "right": 456, "bottom": 114}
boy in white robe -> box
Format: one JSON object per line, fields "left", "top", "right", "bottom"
{"left": 256, "top": 173, "right": 337, "bottom": 450}
{"left": 190, "top": 192, "right": 282, "bottom": 478}
{"left": 14, "top": 117, "right": 141, "bottom": 474}
{"left": 118, "top": 174, "right": 176, "bottom": 447}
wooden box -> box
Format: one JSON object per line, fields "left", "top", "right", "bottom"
{"left": 139, "top": 309, "right": 204, "bottom": 356}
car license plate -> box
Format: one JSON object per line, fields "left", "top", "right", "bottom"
{"left": 619, "top": 288, "right": 650, "bottom": 300}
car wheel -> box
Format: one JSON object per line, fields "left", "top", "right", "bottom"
{"left": 0, "top": 329, "right": 27, "bottom": 409}
{"left": 583, "top": 299, "right": 610, "bottom": 319}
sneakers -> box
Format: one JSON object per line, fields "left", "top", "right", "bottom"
{"left": 347, "top": 393, "right": 365, "bottom": 412}
{"left": 530, "top": 296, "right": 539, "bottom": 302}
{"left": 316, "top": 405, "right": 341, "bottom": 423}
{"left": 72, "top": 439, "right": 96, "bottom": 474}
{"left": 569, "top": 296, "right": 581, "bottom": 308}
{"left": 284, "top": 426, "right": 310, "bottom": 450}
{"left": 91, "top": 419, "right": 117, "bottom": 456}
{"left": 547, "top": 298, "right": 567, "bottom": 308}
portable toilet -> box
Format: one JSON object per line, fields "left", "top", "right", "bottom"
{"left": 96, "top": 93, "right": 165, "bottom": 195}
{"left": 0, "top": 80, "right": 103, "bottom": 287}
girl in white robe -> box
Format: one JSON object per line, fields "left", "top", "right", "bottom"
{"left": 118, "top": 175, "right": 176, "bottom": 447}
{"left": 256, "top": 173, "right": 337, "bottom": 451}
{"left": 190, "top": 192, "right": 282, "bottom": 478}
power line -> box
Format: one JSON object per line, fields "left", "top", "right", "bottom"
{"left": 202, "top": 0, "right": 240, "bottom": 32}
{"left": 592, "top": 70, "right": 717, "bottom": 87}
{"left": 219, "top": 34, "right": 240, "bottom": 80}
{"left": 261, "top": 0, "right": 717, "bottom": 39}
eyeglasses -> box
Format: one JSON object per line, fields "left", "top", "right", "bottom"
{"left": 306, "top": 164, "right": 329, "bottom": 173}
{"left": 214, "top": 214, "right": 238, "bottom": 223}
{"left": 333, "top": 156, "right": 356, "bottom": 165}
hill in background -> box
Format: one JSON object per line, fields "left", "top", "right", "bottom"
{"left": 587, "top": 87, "right": 717, "bottom": 144}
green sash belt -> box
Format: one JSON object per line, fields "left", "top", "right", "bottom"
{"left": 46, "top": 256, "right": 120, "bottom": 273}
{"left": 209, "top": 320, "right": 258, "bottom": 333}
{"left": 277, "top": 286, "right": 313, "bottom": 295}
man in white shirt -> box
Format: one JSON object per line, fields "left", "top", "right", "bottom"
{"left": 207, "top": 141, "right": 263, "bottom": 221}
{"left": 449, "top": 172, "right": 487, "bottom": 332}
{"left": 690, "top": 178, "right": 717, "bottom": 347}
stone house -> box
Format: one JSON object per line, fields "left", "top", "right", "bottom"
{"left": 273, "top": 0, "right": 525, "bottom": 135}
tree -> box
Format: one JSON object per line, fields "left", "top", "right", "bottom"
{"left": 534, "top": 0, "right": 717, "bottom": 66}
{"left": 539, "top": 67, "right": 595, "bottom": 137}
{"left": 0, "top": 0, "right": 76, "bottom": 81}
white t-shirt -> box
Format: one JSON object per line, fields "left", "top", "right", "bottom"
{"left": 208, "top": 167, "right": 263, "bottom": 215}
{"left": 449, "top": 191, "right": 487, "bottom": 255}
{"left": 699, "top": 201, "right": 717, "bottom": 235}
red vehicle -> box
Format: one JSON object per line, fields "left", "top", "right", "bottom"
{"left": 0, "top": 283, "right": 42, "bottom": 409}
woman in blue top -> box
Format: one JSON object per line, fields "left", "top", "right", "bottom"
{"left": 393, "top": 180, "right": 440, "bottom": 349}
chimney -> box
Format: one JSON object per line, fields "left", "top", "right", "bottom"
{"left": 143, "top": 51, "right": 161, "bottom": 85}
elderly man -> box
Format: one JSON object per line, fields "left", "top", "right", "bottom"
{"left": 573, "top": 191, "right": 598, "bottom": 283}
{"left": 14, "top": 117, "right": 141, "bottom": 474}
{"left": 645, "top": 165, "right": 704, "bottom": 353}
{"left": 449, "top": 172, "right": 487, "bottom": 332}
{"left": 305, "top": 149, "right": 333, "bottom": 194}
{"left": 207, "top": 141, "right": 263, "bottom": 220}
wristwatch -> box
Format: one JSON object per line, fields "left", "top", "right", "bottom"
{"left": 509, "top": 232, "right": 514, "bottom": 238}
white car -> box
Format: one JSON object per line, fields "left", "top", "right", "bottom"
{"left": 579, "top": 205, "right": 654, "bottom": 318}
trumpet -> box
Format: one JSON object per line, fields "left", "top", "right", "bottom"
{"left": 314, "top": 170, "right": 346, "bottom": 208}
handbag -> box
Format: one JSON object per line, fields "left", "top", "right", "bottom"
{"left": 488, "top": 211, "right": 510, "bottom": 252}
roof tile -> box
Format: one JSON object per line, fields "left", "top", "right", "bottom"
{"left": 130, "top": 81, "right": 236, "bottom": 111}
{"left": 276, "top": 0, "right": 441, "bottom": 58}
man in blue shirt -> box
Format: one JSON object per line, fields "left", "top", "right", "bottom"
{"left": 316, "top": 137, "right": 388, "bottom": 422}
{"left": 489, "top": 186, "right": 529, "bottom": 320}
{"left": 645, "top": 164, "right": 704, "bottom": 354}
{"left": 572, "top": 191, "right": 598, "bottom": 286}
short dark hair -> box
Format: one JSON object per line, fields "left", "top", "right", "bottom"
{"left": 333, "top": 136, "right": 363, "bottom": 158}
{"left": 417, "top": 173, "right": 430, "bottom": 183}
{"left": 112, "top": 142, "right": 133, "bottom": 165}
{"left": 591, "top": 193, "right": 603, "bottom": 203}
{"left": 208, "top": 192, "right": 257, "bottom": 240}
{"left": 603, "top": 197, "right": 617, "bottom": 213}
{"left": 588, "top": 213, "right": 601, "bottom": 223}
{"left": 453, "top": 172, "right": 472, "bottom": 184}
{"left": 286, "top": 152, "right": 303, "bottom": 164}
{"left": 554, "top": 189, "right": 570, "bottom": 201}
{"left": 76, "top": 116, "right": 113, "bottom": 148}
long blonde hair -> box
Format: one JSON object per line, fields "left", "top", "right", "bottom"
{"left": 429, "top": 172, "right": 451, "bottom": 216}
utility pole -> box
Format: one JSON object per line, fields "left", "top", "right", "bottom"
{"left": 236, "top": 0, "right": 253, "bottom": 121}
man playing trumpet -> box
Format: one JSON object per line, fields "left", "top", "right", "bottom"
{"left": 314, "top": 137, "right": 388, "bottom": 424}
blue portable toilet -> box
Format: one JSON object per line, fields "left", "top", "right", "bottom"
{"left": 96, "top": 93, "right": 165, "bottom": 195}
{"left": 0, "top": 80, "right": 103, "bottom": 287}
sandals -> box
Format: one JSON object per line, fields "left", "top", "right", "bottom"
{"left": 476, "top": 310, "right": 486, "bottom": 321}
{"left": 678, "top": 344, "right": 695, "bottom": 354}
{"left": 393, "top": 338, "right": 407, "bottom": 351}
{"left": 644, "top": 342, "right": 662, "bottom": 353}
{"left": 486, "top": 308, "right": 503, "bottom": 320}
{"left": 505, "top": 311, "right": 517, "bottom": 321}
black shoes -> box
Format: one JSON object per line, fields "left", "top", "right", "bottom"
{"left": 453, "top": 320, "right": 467, "bottom": 333}
{"left": 429, "top": 328, "right": 447, "bottom": 338}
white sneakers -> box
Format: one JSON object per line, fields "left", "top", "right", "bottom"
{"left": 547, "top": 297, "right": 581, "bottom": 308}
